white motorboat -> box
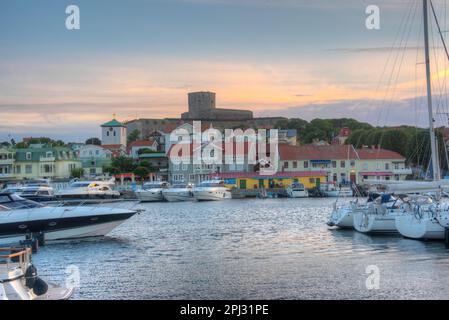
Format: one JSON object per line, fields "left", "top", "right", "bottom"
{"left": 135, "top": 181, "right": 170, "bottom": 202}
{"left": 320, "top": 182, "right": 353, "bottom": 197}
{"left": 0, "top": 193, "right": 138, "bottom": 244}
{"left": 0, "top": 247, "right": 74, "bottom": 300}
{"left": 162, "top": 183, "right": 194, "bottom": 202}
{"left": 56, "top": 179, "right": 120, "bottom": 200}
{"left": 286, "top": 182, "right": 308, "bottom": 198}
{"left": 16, "top": 186, "right": 57, "bottom": 203}
{"left": 193, "top": 180, "right": 232, "bottom": 201}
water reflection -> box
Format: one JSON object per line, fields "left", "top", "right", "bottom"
{"left": 31, "top": 198, "right": 449, "bottom": 299}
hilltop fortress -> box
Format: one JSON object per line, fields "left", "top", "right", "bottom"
{"left": 126, "top": 91, "right": 285, "bottom": 139}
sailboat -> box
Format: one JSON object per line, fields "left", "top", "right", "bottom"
{"left": 395, "top": 0, "right": 449, "bottom": 240}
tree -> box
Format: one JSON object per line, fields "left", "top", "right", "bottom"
{"left": 86, "top": 137, "right": 101, "bottom": 145}
{"left": 133, "top": 166, "right": 150, "bottom": 179}
{"left": 104, "top": 156, "right": 135, "bottom": 174}
{"left": 127, "top": 129, "right": 140, "bottom": 144}
{"left": 71, "top": 168, "right": 85, "bottom": 179}
{"left": 137, "top": 148, "right": 156, "bottom": 155}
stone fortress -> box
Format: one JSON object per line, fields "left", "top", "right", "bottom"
{"left": 125, "top": 91, "right": 285, "bottom": 139}
{"left": 181, "top": 91, "right": 253, "bottom": 121}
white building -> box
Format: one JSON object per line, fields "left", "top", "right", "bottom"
{"left": 101, "top": 118, "right": 127, "bottom": 147}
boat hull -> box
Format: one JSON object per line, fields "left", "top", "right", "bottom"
{"left": 327, "top": 207, "right": 354, "bottom": 228}
{"left": 193, "top": 190, "right": 231, "bottom": 201}
{"left": 353, "top": 210, "right": 398, "bottom": 234}
{"left": 162, "top": 191, "right": 193, "bottom": 202}
{"left": 395, "top": 214, "right": 445, "bottom": 240}
{"left": 135, "top": 190, "right": 164, "bottom": 202}
{"left": 287, "top": 190, "right": 308, "bottom": 198}
{"left": 0, "top": 208, "right": 137, "bottom": 245}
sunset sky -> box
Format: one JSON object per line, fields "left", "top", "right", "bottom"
{"left": 1, "top": 0, "right": 449, "bottom": 142}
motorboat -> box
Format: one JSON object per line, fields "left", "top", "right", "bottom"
{"left": 193, "top": 180, "right": 232, "bottom": 201}
{"left": 135, "top": 181, "right": 170, "bottom": 202}
{"left": 0, "top": 193, "right": 138, "bottom": 244}
{"left": 0, "top": 247, "right": 74, "bottom": 300}
{"left": 55, "top": 180, "right": 120, "bottom": 200}
{"left": 16, "top": 186, "right": 57, "bottom": 203}
{"left": 320, "top": 182, "right": 353, "bottom": 197}
{"left": 162, "top": 183, "right": 194, "bottom": 202}
{"left": 352, "top": 193, "right": 403, "bottom": 234}
{"left": 286, "top": 182, "right": 308, "bottom": 198}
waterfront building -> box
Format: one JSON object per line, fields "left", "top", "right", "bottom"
{"left": 0, "top": 148, "right": 15, "bottom": 181}
{"left": 137, "top": 152, "right": 169, "bottom": 181}
{"left": 128, "top": 139, "right": 159, "bottom": 159}
{"left": 356, "top": 147, "right": 412, "bottom": 182}
{"left": 216, "top": 171, "right": 328, "bottom": 190}
{"left": 13, "top": 145, "right": 81, "bottom": 180}
{"left": 278, "top": 144, "right": 410, "bottom": 184}
{"left": 78, "top": 144, "right": 113, "bottom": 177}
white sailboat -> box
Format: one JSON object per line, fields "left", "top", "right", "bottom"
{"left": 395, "top": 0, "right": 449, "bottom": 240}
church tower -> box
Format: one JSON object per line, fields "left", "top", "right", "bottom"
{"left": 101, "top": 116, "right": 127, "bottom": 147}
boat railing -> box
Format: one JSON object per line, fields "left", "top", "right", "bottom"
{"left": 0, "top": 247, "right": 31, "bottom": 272}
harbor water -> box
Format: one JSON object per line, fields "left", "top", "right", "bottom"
{"left": 33, "top": 198, "right": 449, "bottom": 300}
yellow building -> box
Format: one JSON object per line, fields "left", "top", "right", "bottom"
{"left": 217, "top": 171, "right": 328, "bottom": 190}
{"left": 13, "top": 146, "right": 81, "bottom": 180}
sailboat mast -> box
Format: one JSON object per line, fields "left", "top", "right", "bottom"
{"left": 423, "top": 0, "right": 440, "bottom": 180}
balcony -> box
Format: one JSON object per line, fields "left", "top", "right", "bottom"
{"left": 0, "top": 159, "right": 14, "bottom": 165}
{"left": 0, "top": 173, "right": 14, "bottom": 179}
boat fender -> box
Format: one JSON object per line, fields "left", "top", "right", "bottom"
{"left": 32, "top": 277, "right": 48, "bottom": 296}
{"left": 25, "top": 264, "right": 38, "bottom": 289}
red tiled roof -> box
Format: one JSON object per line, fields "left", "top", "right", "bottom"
{"left": 128, "top": 140, "right": 156, "bottom": 148}
{"left": 279, "top": 144, "right": 358, "bottom": 161}
{"left": 357, "top": 148, "right": 405, "bottom": 160}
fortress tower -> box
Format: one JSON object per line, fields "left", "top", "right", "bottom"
{"left": 182, "top": 91, "right": 253, "bottom": 121}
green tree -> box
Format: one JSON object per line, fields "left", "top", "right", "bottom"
{"left": 133, "top": 166, "right": 150, "bottom": 179}
{"left": 127, "top": 129, "right": 141, "bottom": 144}
{"left": 70, "top": 168, "right": 85, "bottom": 179}
{"left": 104, "top": 156, "right": 136, "bottom": 174}
{"left": 85, "top": 137, "right": 101, "bottom": 145}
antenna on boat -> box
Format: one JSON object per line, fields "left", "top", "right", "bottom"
{"left": 423, "top": 0, "right": 441, "bottom": 181}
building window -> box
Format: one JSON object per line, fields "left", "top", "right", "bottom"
{"left": 304, "top": 161, "right": 309, "bottom": 168}
{"left": 309, "top": 178, "right": 316, "bottom": 184}
{"left": 340, "top": 161, "right": 345, "bottom": 168}
{"left": 182, "top": 164, "right": 188, "bottom": 171}
{"left": 25, "top": 165, "right": 32, "bottom": 174}
{"left": 284, "top": 161, "right": 289, "bottom": 169}
{"left": 350, "top": 160, "right": 355, "bottom": 167}
{"left": 293, "top": 161, "right": 298, "bottom": 169}
{"left": 107, "top": 131, "right": 110, "bottom": 136}
{"left": 15, "top": 165, "right": 21, "bottom": 174}
{"left": 173, "top": 164, "right": 180, "bottom": 171}
{"left": 26, "top": 152, "right": 31, "bottom": 160}
{"left": 332, "top": 161, "right": 337, "bottom": 168}
{"left": 362, "top": 162, "right": 368, "bottom": 170}
{"left": 385, "top": 163, "right": 390, "bottom": 170}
